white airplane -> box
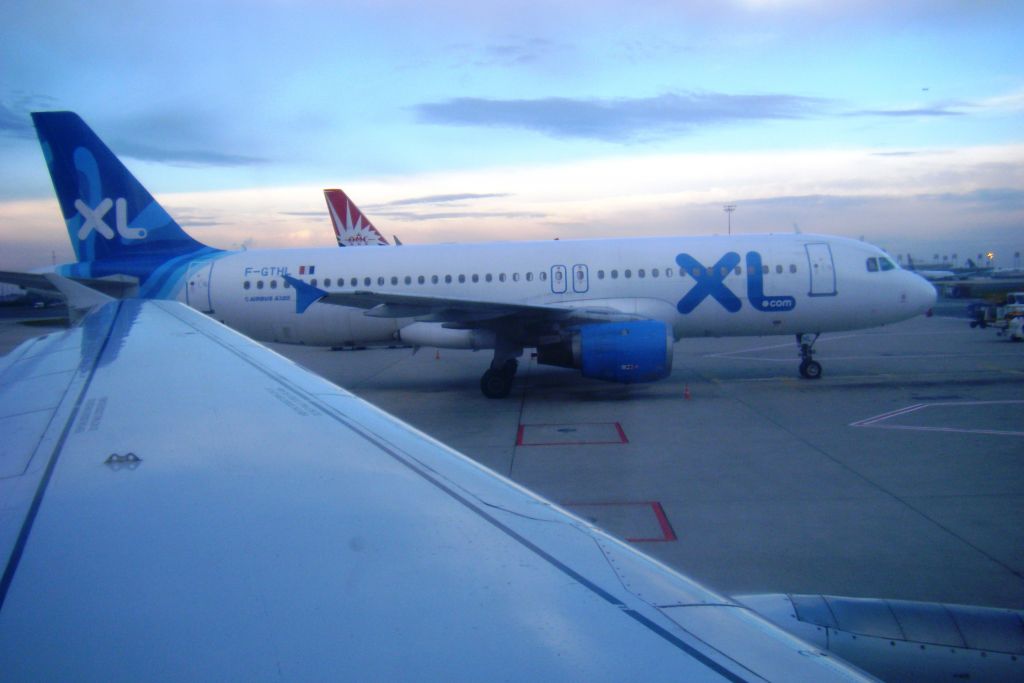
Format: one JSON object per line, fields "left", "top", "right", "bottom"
{"left": 324, "top": 188, "right": 391, "bottom": 246}
{"left": 30, "top": 111, "right": 936, "bottom": 398}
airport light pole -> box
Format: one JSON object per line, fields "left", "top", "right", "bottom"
{"left": 723, "top": 204, "right": 736, "bottom": 235}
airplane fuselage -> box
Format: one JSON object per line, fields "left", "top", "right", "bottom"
{"left": 174, "top": 233, "right": 934, "bottom": 348}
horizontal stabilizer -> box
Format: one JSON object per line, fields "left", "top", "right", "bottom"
{"left": 43, "top": 273, "right": 114, "bottom": 323}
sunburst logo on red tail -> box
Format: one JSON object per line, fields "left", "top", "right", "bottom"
{"left": 324, "top": 189, "right": 389, "bottom": 247}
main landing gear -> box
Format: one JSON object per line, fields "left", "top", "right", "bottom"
{"left": 480, "top": 340, "right": 523, "bottom": 398}
{"left": 797, "top": 333, "right": 822, "bottom": 379}
{"left": 481, "top": 359, "right": 519, "bottom": 398}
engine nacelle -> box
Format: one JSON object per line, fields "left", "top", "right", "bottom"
{"left": 737, "top": 593, "right": 1024, "bottom": 683}
{"left": 536, "top": 320, "right": 673, "bottom": 383}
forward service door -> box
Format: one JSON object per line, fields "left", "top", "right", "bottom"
{"left": 550, "top": 265, "right": 567, "bottom": 294}
{"left": 805, "top": 243, "right": 837, "bottom": 297}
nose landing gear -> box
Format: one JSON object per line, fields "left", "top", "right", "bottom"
{"left": 797, "top": 333, "right": 822, "bottom": 379}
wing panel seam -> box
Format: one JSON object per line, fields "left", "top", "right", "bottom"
{"left": 0, "top": 302, "right": 123, "bottom": 611}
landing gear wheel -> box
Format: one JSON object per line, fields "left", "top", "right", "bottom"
{"left": 500, "top": 358, "right": 519, "bottom": 378}
{"left": 799, "top": 359, "right": 822, "bottom": 379}
{"left": 480, "top": 368, "right": 513, "bottom": 398}
{"left": 796, "top": 333, "right": 822, "bottom": 380}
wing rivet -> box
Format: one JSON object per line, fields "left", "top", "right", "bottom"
{"left": 105, "top": 452, "right": 142, "bottom": 471}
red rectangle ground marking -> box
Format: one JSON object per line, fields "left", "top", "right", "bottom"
{"left": 516, "top": 422, "right": 629, "bottom": 446}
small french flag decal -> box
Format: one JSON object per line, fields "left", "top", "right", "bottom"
{"left": 298, "top": 265, "right": 316, "bottom": 275}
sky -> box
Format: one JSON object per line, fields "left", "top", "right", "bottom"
{"left": 1, "top": 0, "right": 1022, "bottom": 271}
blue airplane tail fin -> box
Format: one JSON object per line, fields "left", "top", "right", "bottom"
{"left": 32, "top": 111, "right": 211, "bottom": 265}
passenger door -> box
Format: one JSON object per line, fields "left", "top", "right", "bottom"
{"left": 805, "top": 243, "right": 837, "bottom": 297}
{"left": 550, "top": 265, "right": 567, "bottom": 294}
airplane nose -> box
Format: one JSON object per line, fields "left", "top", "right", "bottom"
{"left": 907, "top": 272, "right": 937, "bottom": 314}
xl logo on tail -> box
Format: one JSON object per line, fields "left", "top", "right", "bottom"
{"left": 676, "top": 251, "right": 796, "bottom": 314}
{"left": 75, "top": 198, "right": 147, "bottom": 241}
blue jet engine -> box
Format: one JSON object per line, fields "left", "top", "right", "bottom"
{"left": 537, "top": 320, "right": 673, "bottom": 383}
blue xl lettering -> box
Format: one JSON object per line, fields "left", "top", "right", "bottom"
{"left": 675, "top": 252, "right": 742, "bottom": 314}
{"left": 676, "top": 251, "right": 796, "bottom": 314}
{"left": 745, "top": 252, "right": 796, "bottom": 312}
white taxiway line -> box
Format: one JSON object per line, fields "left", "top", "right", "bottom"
{"left": 851, "top": 400, "right": 1024, "bottom": 437}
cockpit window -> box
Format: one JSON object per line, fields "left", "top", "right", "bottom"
{"left": 866, "top": 257, "right": 879, "bottom": 272}
{"left": 880, "top": 258, "right": 895, "bottom": 271}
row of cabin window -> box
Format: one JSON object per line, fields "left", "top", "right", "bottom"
{"left": 597, "top": 264, "right": 798, "bottom": 280}
{"left": 241, "top": 262, "right": 803, "bottom": 290}
{"left": 244, "top": 271, "right": 551, "bottom": 290}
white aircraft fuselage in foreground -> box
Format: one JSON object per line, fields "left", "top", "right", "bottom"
{"left": 34, "top": 111, "right": 936, "bottom": 397}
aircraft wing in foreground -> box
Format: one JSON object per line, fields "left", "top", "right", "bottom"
{"left": 0, "top": 295, "right": 870, "bottom": 680}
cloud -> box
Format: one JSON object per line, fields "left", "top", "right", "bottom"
{"left": 737, "top": 193, "right": 881, "bottom": 210}
{"left": 849, "top": 87, "right": 1024, "bottom": 119}
{"left": 112, "top": 141, "right": 268, "bottom": 167}
{"left": 371, "top": 210, "right": 546, "bottom": 222}
{"left": 0, "top": 100, "right": 266, "bottom": 166}
{"left": 972, "top": 88, "right": 1024, "bottom": 113}
{"left": 724, "top": 187, "right": 1024, "bottom": 212}
{"left": 376, "top": 192, "right": 510, "bottom": 207}
{"left": 278, "top": 193, "right": 518, "bottom": 223}
{"left": 869, "top": 150, "right": 944, "bottom": 157}
{"left": 278, "top": 210, "right": 325, "bottom": 217}
{"left": 5, "top": 143, "right": 1020, "bottom": 269}
{"left": 364, "top": 192, "right": 530, "bottom": 221}
{"left": 68, "top": 108, "right": 276, "bottom": 167}
{"left": 931, "top": 187, "right": 1024, "bottom": 210}
{"left": 478, "top": 38, "right": 558, "bottom": 67}
{"left": 415, "top": 91, "right": 829, "bottom": 141}
{"left": 848, "top": 106, "right": 965, "bottom": 117}
{"left": 0, "top": 94, "right": 58, "bottom": 139}
{"left": 164, "top": 205, "right": 231, "bottom": 228}
{"left": 441, "top": 37, "right": 564, "bottom": 69}
{"left": 0, "top": 104, "right": 33, "bottom": 138}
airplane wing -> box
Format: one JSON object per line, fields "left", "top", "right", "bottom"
{"left": 285, "top": 275, "right": 646, "bottom": 326}
{"left": 0, "top": 299, "right": 871, "bottom": 680}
